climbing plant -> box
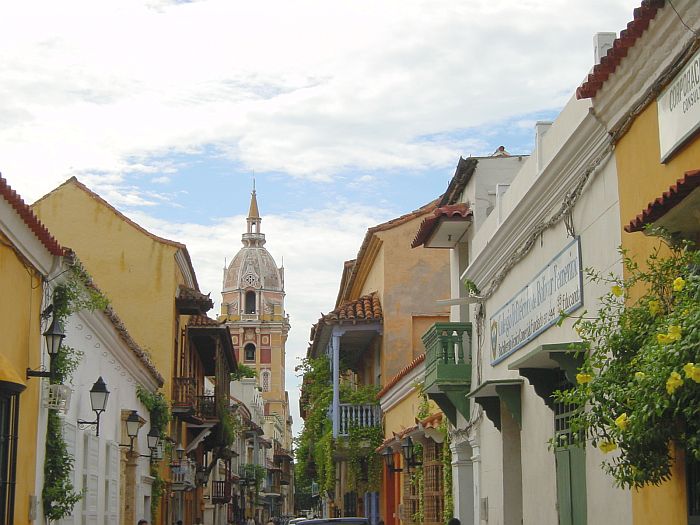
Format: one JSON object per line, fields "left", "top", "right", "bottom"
{"left": 231, "top": 364, "right": 258, "bottom": 381}
{"left": 555, "top": 235, "right": 700, "bottom": 488}
{"left": 43, "top": 264, "right": 110, "bottom": 521}
{"left": 440, "top": 420, "right": 453, "bottom": 524}
{"left": 136, "top": 386, "right": 171, "bottom": 436}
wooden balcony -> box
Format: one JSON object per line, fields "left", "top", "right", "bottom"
{"left": 422, "top": 322, "right": 472, "bottom": 425}
{"left": 337, "top": 403, "right": 381, "bottom": 437}
{"left": 211, "top": 480, "right": 232, "bottom": 504}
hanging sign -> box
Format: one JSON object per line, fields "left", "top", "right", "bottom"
{"left": 489, "top": 237, "right": 583, "bottom": 365}
{"left": 658, "top": 48, "right": 700, "bottom": 162}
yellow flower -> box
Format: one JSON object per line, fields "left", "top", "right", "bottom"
{"left": 683, "top": 363, "right": 700, "bottom": 383}
{"left": 614, "top": 413, "right": 629, "bottom": 431}
{"left": 634, "top": 371, "right": 646, "bottom": 381}
{"left": 648, "top": 300, "right": 661, "bottom": 316}
{"left": 673, "top": 277, "right": 686, "bottom": 292}
{"left": 599, "top": 441, "right": 617, "bottom": 454}
{"left": 576, "top": 373, "right": 593, "bottom": 384}
{"left": 667, "top": 325, "right": 682, "bottom": 342}
{"left": 683, "top": 362, "right": 695, "bottom": 378}
{"left": 611, "top": 285, "right": 623, "bottom": 297}
{"left": 657, "top": 333, "right": 671, "bottom": 345}
{"left": 666, "top": 371, "right": 683, "bottom": 395}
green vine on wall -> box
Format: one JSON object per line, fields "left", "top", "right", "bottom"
{"left": 440, "top": 421, "right": 453, "bottom": 524}
{"left": 136, "top": 386, "right": 171, "bottom": 437}
{"left": 231, "top": 364, "right": 258, "bottom": 380}
{"left": 43, "top": 267, "right": 110, "bottom": 522}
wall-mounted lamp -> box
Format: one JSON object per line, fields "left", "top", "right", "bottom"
{"left": 119, "top": 410, "right": 142, "bottom": 452}
{"left": 27, "top": 317, "right": 65, "bottom": 379}
{"left": 195, "top": 465, "right": 209, "bottom": 487}
{"left": 401, "top": 436, "right": 422, "bottom": 470}
{"left": 381, "top": 448, "right": 402, "bottom": 473}
{"left": 77, "top": 376, "right": 110, "bottom": 436}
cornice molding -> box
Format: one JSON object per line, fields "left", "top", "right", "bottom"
{"left": 464, "top": 112, "right": 610, "bottom": 289}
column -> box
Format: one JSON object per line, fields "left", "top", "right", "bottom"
{"left": 332, "top": 332, "right": 341, "bottom": 438}
{"left": 451, "top": 439, "right": 474, "bottom": 525}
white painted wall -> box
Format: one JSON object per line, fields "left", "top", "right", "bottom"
{"left": 35, "top": 307, "right": 161, "bottom": 525}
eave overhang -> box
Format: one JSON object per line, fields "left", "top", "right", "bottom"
{"left": 411, "top": 204, "right": 473, "bottom": 249}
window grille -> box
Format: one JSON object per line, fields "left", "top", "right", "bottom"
{"left": 689, "top": 455, "right": 700, "bottom": 525}
{"left": 261, "top": 370, "right": 271, "bottom": 392}
{"left": 0, "top": 393, "right": 19, "bottom": 525}
{"left": 423, "top": 441, "right": 443, "bottom": 525}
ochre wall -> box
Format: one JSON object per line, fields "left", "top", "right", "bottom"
{"left": 614, "top": 100, "right": 700, "bottom": 525}
{"left": 32, "top": 182, "right": 180, "bottom": 398}
{"left": 0, "top": 231, "right": 43, "bottom": 523}
{"left": 357, "top": 217, "right": 449, "bottom": 385}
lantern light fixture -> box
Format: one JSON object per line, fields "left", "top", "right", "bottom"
{"left": 77, "top": 377, "right": 110, "bottom": 436}
{"left": 27, "top": 316, "right": 66, "bottom": 379}
{"left": 381, "top": 447, "right": 402, "bottom": 473}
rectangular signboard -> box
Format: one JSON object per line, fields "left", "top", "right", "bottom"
{"left": 658, "top": 48, "right": 700, "bottom": 162}
{"left": 489, "top": 237, "right": 583, "bottom": 365}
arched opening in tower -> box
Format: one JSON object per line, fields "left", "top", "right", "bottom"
{"left": 245, "top": 290, "right": 256, "bottom": 314}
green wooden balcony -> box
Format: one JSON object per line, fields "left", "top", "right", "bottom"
{"left": 421, "top": 322, "right": 472, "bottom": 425}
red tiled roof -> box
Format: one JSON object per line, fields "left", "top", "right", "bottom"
{"left": 377, "top": 353, "right": 425, "bottom": 399}
{"left": 576, "top": 0, "right": 665, "bottom": 100}
{"left": 188, "top": 315, "right": 221, "bottom": 327}
{"left": 625, "top": 169, "right": 700, "bottom": 232}
{"left": 0, "top": 176, "right": 66, "bottom": 256}
{"left": 323, "top": 292, "right": 382, "bottom": 323}
{"left": 418, "top": 412, "right": 443, "bottom": 430}
{"left": 411, "top": 203, "right": 472, "bottom": 248}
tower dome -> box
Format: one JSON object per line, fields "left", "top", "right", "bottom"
{"left": 223, "top": 188, "right": 284, "bottom": 293}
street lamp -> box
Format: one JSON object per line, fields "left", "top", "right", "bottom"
{"left": 381, "top": 448, "right": 402, "bottom": 473}
{"left": 401, "top": 437, "right": 422, "bottom": 470}
{"left": 27, "top": 316, "right": 65, "bottom": 379}
{"left": 147, "top": 427, "right": 160, "bottom": 451}
{"left": 77, "top": 377, "right": 110, "bottom": 436}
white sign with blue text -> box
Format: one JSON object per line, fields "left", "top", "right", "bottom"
{"left": 490, "top": 237, "right": 583, "bottom": 365}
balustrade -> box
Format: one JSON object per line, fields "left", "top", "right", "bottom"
{"left": 171, "top": 458, "right": 197, "bottom": 490}
{"left": 337, "top": 403, "right": 381, "bottom": 437}
{"left": 211, "top": 480, "right": 232, "bottom": 503}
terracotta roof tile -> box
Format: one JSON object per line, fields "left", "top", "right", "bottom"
{"left": 0, "top": 176, "right": 66, "bottom": 257}
{"left": 323, "top": 292, "right": 383, "bottom": 324}
{"left": 411, "top": 203, "right": 473, "bottom": 248}
{"left": 625, "top": 168, "right": 700, "bottom": 232}
{"left": 188, "top": 315, "right": 222, "bottom": 327}
{"left": 377, "top": 353, "right": 425, "bottom": 399}
{"left": 418, "top": 412, "right": 443, "bottom": 430}
{"left": 176, "top": 284, "right": 214, "bottom": 313}
{"left": 576, "top": 1, "right": 665, "bottom": 100}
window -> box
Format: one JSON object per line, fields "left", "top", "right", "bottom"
{"left": 245, "top": 291, "right": 256, "bottom": 314}
{"left": 0, "top": 393, "right": 19, "bottom": 525}
{"left": 261, "top": 369, "right": 271, "bottom": 392}
{"left": 245, "top": 343, "right": 256, "bottom": 362}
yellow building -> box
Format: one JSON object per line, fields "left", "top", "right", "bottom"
{"left": 32, "top": 177, "right": 228, "bottom": 525}
{"left": 0, "top": 176, "right": 66, "bottom": 524}
{"left": 578, "top": 1, "right": 700, "bottom": 523}
{"left": 305, "top": 203, "right": 450, "bottom": 523}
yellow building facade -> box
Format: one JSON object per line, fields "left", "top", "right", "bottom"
{"left": 579, "top": 1, "right": 700, "bottom": 523}
{"left": 0, "top": 176, "right": 65, "bottom": 524}
{"left": 32, "top": 177, "right": 211, "bottom": 524}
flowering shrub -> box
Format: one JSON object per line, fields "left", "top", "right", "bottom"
{"left": 556, "top": 236, "right": 700, "bottom": 488}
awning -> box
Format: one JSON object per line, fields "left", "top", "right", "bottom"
{"left": 468, "top": 379, "right": 523, "bottom": 431}
{"left": 625, "top": 169, "right": 700, "bottom": 236}
{"left": 507, "top": 342, "right": 585, "bottom": 409}
{"left": 0, "top": 354, "right": 26, "bottom": 393}
{"left": 411, "top": 203, "right": 473, "bottom": 249}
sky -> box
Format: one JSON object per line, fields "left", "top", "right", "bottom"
{"left": 1, "top": 0, "right": 642, "bottom": 436}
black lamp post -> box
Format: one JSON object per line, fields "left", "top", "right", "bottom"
{"left": 146, "top": 427, "right": 160, "bottom": 452}
{"left": 27, "top": 317, "right": 65, "bottom": 379}
{"left": 77, "top": 376, "right": 110, "bottom": 436}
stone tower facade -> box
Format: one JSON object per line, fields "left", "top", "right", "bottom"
{"left": 220, "top": 189, "right": 291, "bottom": 424}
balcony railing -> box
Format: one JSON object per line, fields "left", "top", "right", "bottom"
{"left": 171, "top": 458, "right": 197, "bottom": 491}
{"left": 211, "top": 480, "right": 232, "bottom": 504}
{"left": 421, "top": 322, "right": 472, "bottom": 424}
{"left": 338, "top": 404, "right": 381, "bottom": 437}
{"left": 172, "top": 377, "right": 198, "bottom": 411}
{"left": 197, "top": 394, "right": 217, "bottom": 419}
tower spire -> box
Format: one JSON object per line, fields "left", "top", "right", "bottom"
{"left": 245, "top": 181, "right": 264, "bottom": 242}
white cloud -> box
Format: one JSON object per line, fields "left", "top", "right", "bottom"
{"left": 127, "top": 202, "right": 393, "bottom": 435}
{"left": 151, "top": 176, "right": 172, "bottom": 184}
{"left": 1, "top": 0, "right": 640, "bottom": 201}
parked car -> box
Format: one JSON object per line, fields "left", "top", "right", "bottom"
{"left": 296, "top": 519, "right": 369, "bottom": 525}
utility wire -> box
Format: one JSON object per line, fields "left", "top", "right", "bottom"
{"left": 667, "top": 0, "right": 700, "bottom": 37}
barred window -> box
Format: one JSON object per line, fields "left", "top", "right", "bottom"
{"left": 261, "top": 369, "right": 271, "bottom": 392}
{"left": 423, "top": 441, "right": 444, "bottom": 525}
{"left": 0, "top": 393, "right": 19, "bottom": 525}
